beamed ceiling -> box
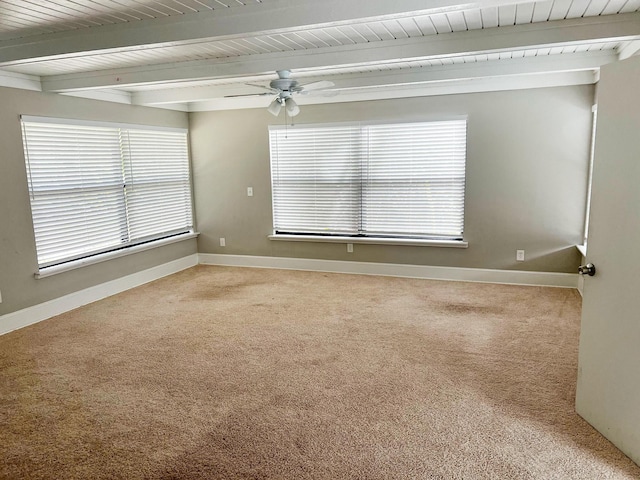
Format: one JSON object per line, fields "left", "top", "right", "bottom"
{"left": 0, "top": 0, "right": 639, "bottom": 112}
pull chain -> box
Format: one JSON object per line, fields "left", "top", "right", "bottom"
{"left": 284, "top": 100, "right": 288, "bottom": 139}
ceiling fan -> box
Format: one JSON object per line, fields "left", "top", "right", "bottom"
{"left": 225, "top": 70, "right": 337, "bottom": 117}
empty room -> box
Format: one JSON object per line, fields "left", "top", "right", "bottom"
{"left": 1, "top": 1, "right": 639, "bottom": 478}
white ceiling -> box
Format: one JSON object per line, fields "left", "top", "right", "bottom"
{"left": 0, "top": 0, "right": 639, "bottom": 111}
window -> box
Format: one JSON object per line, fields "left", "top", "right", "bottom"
{"left": 269, "top": 120, "right": 467, "bottom": 241}
{"left": 21, "top": 116, "right": 193, "bottom": 270}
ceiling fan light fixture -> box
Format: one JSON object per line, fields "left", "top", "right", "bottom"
{"left": 231, "top": 71, "right": 337, "bottom": 117}
{"left": 267, "top": 98, "right": 282, "bottom": 116}
{"left": 285, "top": 97, "right": 300, "bottom": 117}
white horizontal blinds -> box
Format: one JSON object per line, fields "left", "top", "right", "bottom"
{"left": 122, "top": 129, "right": 193, "bottom": 242}
{"left": 22, "top": 121, "right": 128, "bottom": 267}
{"left": 270, "top": 125, "right": 362, "bottom": 235}
{"left": 21, "top": 117, "right": 193, "bottom": 269}
{"left": 362, "top": 121, "right": 467, "bottom": 238}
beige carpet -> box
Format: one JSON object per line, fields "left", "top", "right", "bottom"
{"left": 1, "top": 265, "right": 638, "bottom": 479}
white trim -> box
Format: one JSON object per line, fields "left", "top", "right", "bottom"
{"left": 150, "top": 102, "right": 190, "bottom": 112}
{"left": 61, "top": 89, "right": 132, "bottom": 105}
{"left": 577, "top": 274, "right": 585, "bottom": 298}
{"left": 0, "top": 69, "right": 41, "bottom": 91}
{"left": 198, "top": 254, "right": 578, "bottom": 288}
{"left": 618, "top": 40, "right": 640, "bottom": 61}
{"left": 136, "top": 51, "right": 612, "bottom": 107}
{"left": 0, "top": 0, "right": 539, "bottom": 66}
{"left": 1, "top": 252, "right": 579, "bottom": 337}
{"left": 40, "top": 13, "right": 640, "bottom": 92}
{"left": 268, "top": 234, "right": 467, "bottom": 248}
{"left": 188, "top": 71, "right": 596, "bottom": 112}
{"left": 268, "top": 116, "right": 469, "bottom": 131}
{"left": 36, "top": 232, "right": 199, "bottom": 279}
{"left": 0, "top": 254, "right": 198, "bottom": 336}
{"left": 20, "top": 114, "right": 188, "bottom": 133}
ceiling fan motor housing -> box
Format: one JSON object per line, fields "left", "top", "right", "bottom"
{"left": 264, "top": 70, "right": 335, "bottom": 116}
{"left": 270, "top": 78, "right": 302, "bottom": 93}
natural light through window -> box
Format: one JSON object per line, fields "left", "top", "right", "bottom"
{"left": 21, "top": 116, "right": 194, "bottom": 271}
{"left": 269, "top": 119, "right": 467, "bottom": 243}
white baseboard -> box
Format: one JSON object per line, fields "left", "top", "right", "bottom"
{"left": 1, "top": 253, "right": 578, "bottom": 337}
{"left": 577, "top": 274, "right": 585, "bottom": 297}
{"left": 0, "top": 254, "right": 198, "bottom": 336}
{"left": 199, "top": 253, "right": 578, "bottom": 289}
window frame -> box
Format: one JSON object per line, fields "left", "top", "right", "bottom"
{"left": 268, "top": 119, "right": 468, "bottom": 247}
{"left": 21, "top": 115, "right": 196, "bottom": 276}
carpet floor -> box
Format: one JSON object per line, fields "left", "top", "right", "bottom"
{"left": 1, "top": 265, "right": 639, "bottom": 479}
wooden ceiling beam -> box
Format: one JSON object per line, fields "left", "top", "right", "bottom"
{"left": 39, "top": 13, "right": 640, "bottom": 92}
{"left": 0, "top": 0, "right": 535, "bottom": 64}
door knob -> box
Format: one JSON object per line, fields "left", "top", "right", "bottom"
{"left": 578, "top": 263, "right": 596, "bottom": 276}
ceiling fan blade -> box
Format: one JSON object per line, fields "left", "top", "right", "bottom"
{"left": 246, "top": 83, "right": 279, "bottom": 93}
{"left": 224, "top": 92, "right": 274, "bottom": 98}
{"left": 300, "top": 80, "right": 335, "bottom": 92}
{"left": 302, "top": 89, "right": 340, "bottom": 97}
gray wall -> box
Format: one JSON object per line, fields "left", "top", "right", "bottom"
{"left": 0, "top": 84, "right": 592, "bottom": 317}
{"left": 190, "top": 85, "right": 593, "bottom": 273}
{"left": 0, "top": 87, "right": 197, "bottom": 316}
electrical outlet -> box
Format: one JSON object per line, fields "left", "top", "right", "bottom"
{"left": 220, "top": 237, "right": 226, "bottom": 247}
{"left": 516, "top": 250, "right": 525, "bottom": 262}
{"left": 247, "top": 187, "right": 253, "bottom": 197}
{"left": 347, "top": 243, "right": 353, "bottom": 253}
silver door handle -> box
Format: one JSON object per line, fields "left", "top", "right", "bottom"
{"left": 578, "top": 263, "right": 596, "bottom": 276}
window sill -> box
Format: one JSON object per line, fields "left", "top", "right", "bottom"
{"left": 268, "top": 234, "right": 468, "bottom": 248}
{"left": 35, "top": 232, "right": 199, "bottom": 279}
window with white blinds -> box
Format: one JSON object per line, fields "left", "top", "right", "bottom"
{"left": 21, "top": 116, "right": 193, "bottom": 269}
{"left": 269, "top": 120, "right": 467, "bottom": 240}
